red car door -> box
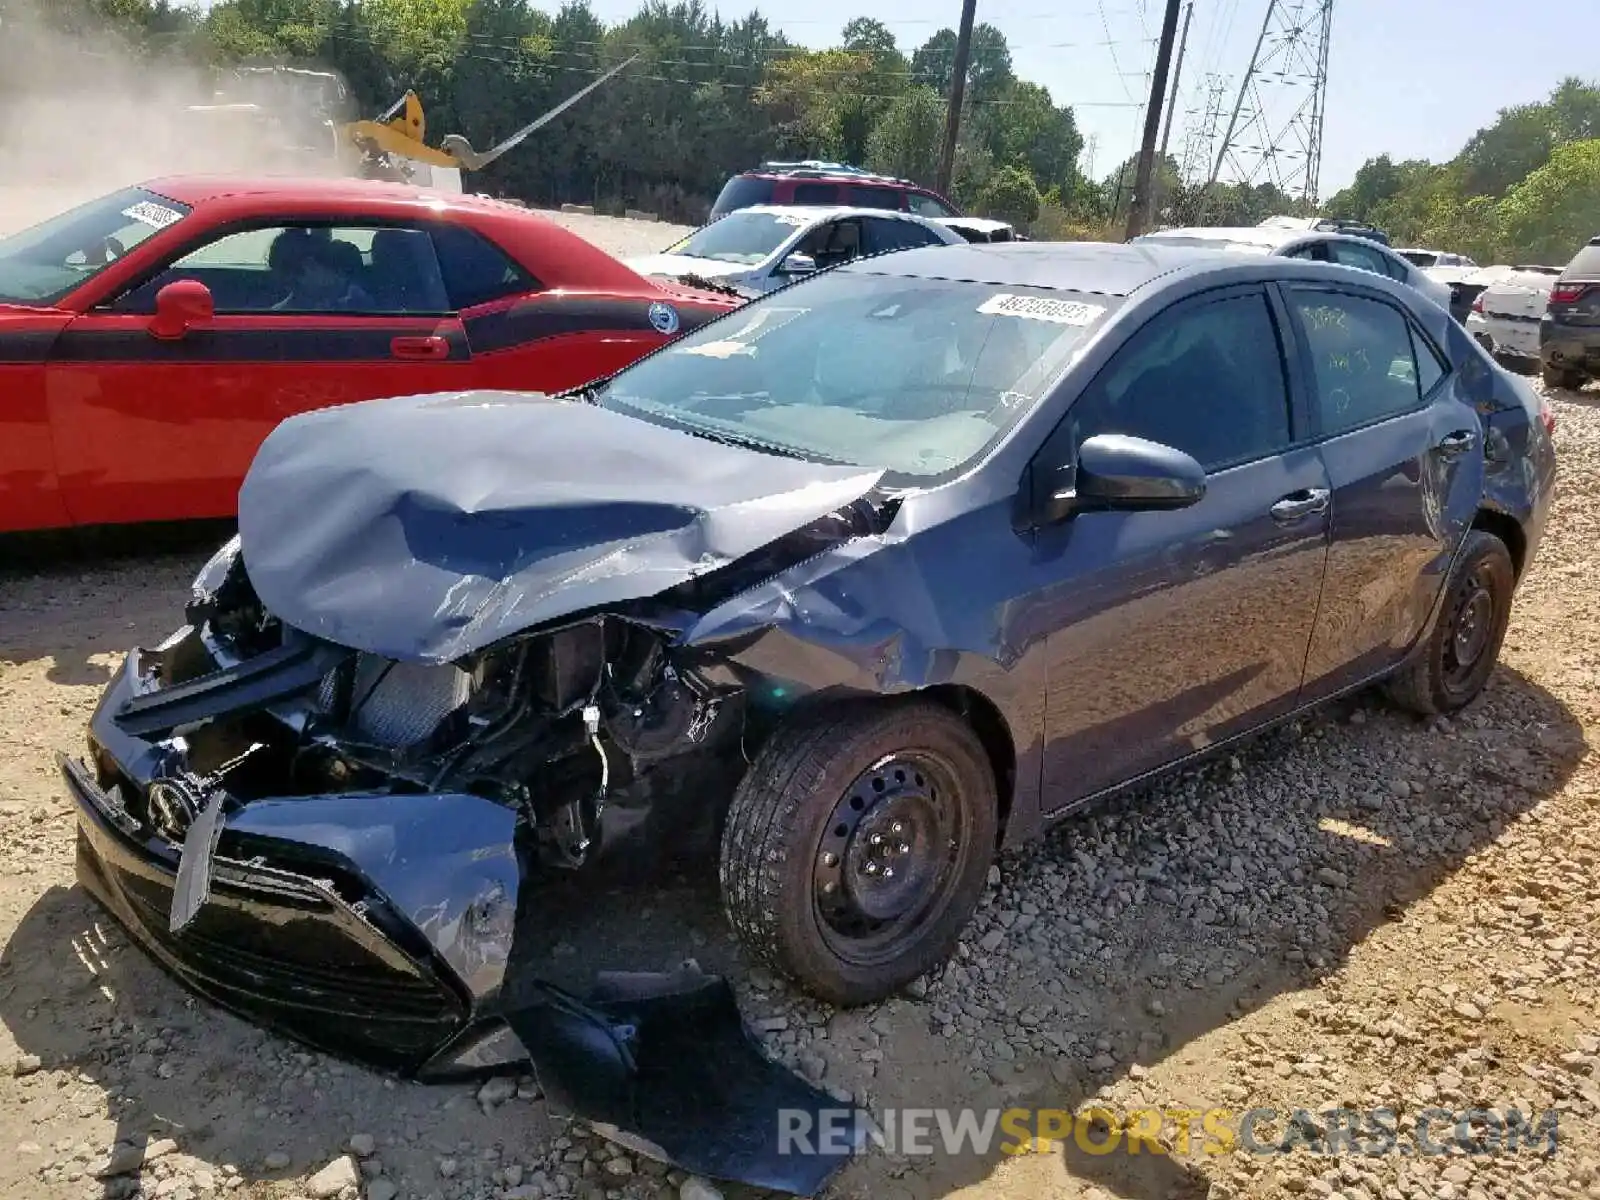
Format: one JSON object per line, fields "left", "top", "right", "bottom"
{"left": 45, "top": 222, "right": 472, "bottom": 527}
{"left": 0, "top": 307, "right": 74, "bottom": 533}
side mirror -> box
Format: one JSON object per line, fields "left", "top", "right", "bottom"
{"left": 1039, "top": 433, "right": 1205, "bottom": 524}
{"left": 777, "top": 252, "right": 817, "bottom": 276}
{"left": 149, "top": 280, "right": 214, "bottom": 341}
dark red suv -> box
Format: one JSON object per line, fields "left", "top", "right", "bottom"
{"left": 708, "top": 161, "right": 963, "bottom": 221}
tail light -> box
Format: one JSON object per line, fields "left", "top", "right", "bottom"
{"left": 1549, "top": 284, "right": 1584, "bottom": 305}
{"left": 1539, "top": 394, "right": 1556, "bottom": 437}
{"left": 1471, "top": 293, "right": 1485, "bottom": 313}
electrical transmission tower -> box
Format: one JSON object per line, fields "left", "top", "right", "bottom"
{"left": 1179, "top": 72, "right": 1229, "bottom": 183}
{"left": 1205, "top": 0, "right": 1334, "bottom": 204}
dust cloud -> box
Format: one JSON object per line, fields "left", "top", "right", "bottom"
{"left": 0, "top": 0, "right": 347, "bottom": 235}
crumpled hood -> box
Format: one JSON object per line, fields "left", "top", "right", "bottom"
{"left": 625, "top": 254, "right": 751, "bottom": 281}
{"left": 236, "top": 390, "right": 883, "bottom": 664}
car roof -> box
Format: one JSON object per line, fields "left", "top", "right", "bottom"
{"left": 729, "top": 204, "right": 929, "bottom": 222}
{"left": 141, "top": 175, "right": 515, "bottom": 212}
{"left": 1142, "top": 225, "right": 1285, "bottom": 247}
{"left": 135, "top": 175, "right": 672, "bottom": 296}
{"left": 836, "top": 240, "right": 1238, "bottom": 296}
{"left": 836, "top": 239, "right": 1432, "bottom": 304}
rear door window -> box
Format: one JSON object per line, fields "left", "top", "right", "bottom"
{"left": 864, "top": 218, "right": 944, "bottom": 255}
{"left": 791, "top": 183, "right": 841, "bottom": 205}
{"left": 1288, "top": 289, "right": 1432, "bottom": 436}
{"left": 1326, "top": 240, "right": 1390, "bottom": 278}
{"left": 848, "top": 185, "right": 904, "bottom": 210}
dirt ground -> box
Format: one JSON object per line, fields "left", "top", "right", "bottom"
{"left": 1, "top": 206, "right": 1597, "bottom": 1200}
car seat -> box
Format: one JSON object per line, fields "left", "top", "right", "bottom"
{"left": 813, "top": 222, "right": 861, "bottom": 269}
{"left": 368, "top": 229, "right": 449, "bottom": 312}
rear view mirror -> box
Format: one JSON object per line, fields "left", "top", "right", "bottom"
{"left": 149, "top": 280, "right": 214, "bottom": 341}
{"left": 777, "top": 252, "right": 816, "bottom": 276}
{"left": 1040, "top": 434, "right": 1205, "bottom": 523}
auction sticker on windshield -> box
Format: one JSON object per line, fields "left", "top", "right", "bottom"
{"left": 978, "top": 293, "right": 1104, "bottom": 325}
{"left": 121, "top": 201, "right": 184, "bottom": 230}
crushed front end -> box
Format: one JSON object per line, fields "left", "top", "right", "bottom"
{"left": 62, "top": 533, "right": 871, "bottom": 1194}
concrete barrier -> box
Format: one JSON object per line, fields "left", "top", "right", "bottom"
{"left": 624, "top": 209, "right": 659, "bottom": 222}
{"left": 559, "top": 203, "right": 594, "bottom": 215}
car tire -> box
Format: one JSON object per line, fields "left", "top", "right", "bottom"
{"left": 1385, "top": 530, "right": 1516, "bottom": 716}
{"left": 719, "top": 699, "right": 998, "bottom": 1006}
{"left": 1541, "top": 363, "right": 1584, "bottom": 390}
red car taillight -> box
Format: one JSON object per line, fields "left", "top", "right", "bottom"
{"left": 1471, "top": 293, "right": 1485, "bottom": 313}
{"left": 1540, "top": 395, "right": 1556, "bottom": 436}
{"left": 1549, "top": 284, "right": 1584, "bottom": 305}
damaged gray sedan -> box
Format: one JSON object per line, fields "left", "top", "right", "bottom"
{"left": 61, "top": 241, "right": 1553, "bottom": 1191}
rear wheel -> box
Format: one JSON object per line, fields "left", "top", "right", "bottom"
{"left": 1541, "top": 362, "right": 1584, "bottom": 390}
{"left": 1386, "top": 531, "right": 1516, "bottom": 716}
{"left": 719, "top": 700, "right": 998, "bottom": 1006}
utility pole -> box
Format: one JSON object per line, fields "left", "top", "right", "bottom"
{"left": 1157, "top": 2, "right": 1193, "bottom": 167}
{"left": 1147, "top": 0, "right": 1194, "bottom": 228}
{"left": 935, "top": 0, "right": 977, "bottom": 198}
{"left": 1123, "top": 0, "right": 1184, "bottom": 240}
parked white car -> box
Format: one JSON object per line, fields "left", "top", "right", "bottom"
{"left": 1462, "top": 264, "right": 1564, "bottom": 372}
{"left": 626, "top": 205, "right": 965, "bottom": 297}
{"left": 1133, "top": 224, "right": 1454, "bottom": 313}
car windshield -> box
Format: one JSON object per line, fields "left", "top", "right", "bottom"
{"left": 1401, "top": 250, "right": 1439, "bottom": 267}
{"left": 595, "top": 271, "right": 1112, "bottom": 484}
{"left": 1566, "top": 240, "right": 1600, "bottom": 276}
{"left": 664, "top": 212, "right": 809, "bottom": 265}
{"left": 0, "top": 186, "right": 191, "bottom": 304}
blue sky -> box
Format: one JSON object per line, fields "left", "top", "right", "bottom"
{"left": 194, "top": 0, "right": 1599, "bottom": 194}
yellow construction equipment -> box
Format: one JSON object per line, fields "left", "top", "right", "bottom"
{"left": 337, "top": 55, "right": 640, "bottom": 190}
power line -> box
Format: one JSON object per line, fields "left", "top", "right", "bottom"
{"left": 315, "top": 31, "right": 1149, "bottom": 110}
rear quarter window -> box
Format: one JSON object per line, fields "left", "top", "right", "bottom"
{"left": 710, "top": 175, "right": 775, "bottom": 217}
{"left": 430, "top": 225, "right": 537, "bottom": 309}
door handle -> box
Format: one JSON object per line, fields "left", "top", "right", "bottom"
{"left": 1269, "top": 487, "right": 1330, "bottom": 523}
{"left": 390, "top": 335, "right": 450, "bottom": 360}
{"left": 1435, "top": 429, "right": 1477, "bottom": 457}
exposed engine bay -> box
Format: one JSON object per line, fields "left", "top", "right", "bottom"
{"left": 118, "top": 485, "right": 892, "bottom": 878}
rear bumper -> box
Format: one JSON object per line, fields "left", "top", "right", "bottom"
{"left": 65, "top": 654, "right": 534, "bottom": 1079}
{"left": 1539, "top": 321, "right": 1600, "bottom": 372}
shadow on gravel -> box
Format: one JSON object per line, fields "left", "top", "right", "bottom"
{"left": 0, "top": 660, "right": 1584, "bottom": 1200}
{"left": 0, "top": 525, "right": 222, "bottom": 689}
{"left": 843, "top": 664, "right": 1584, "bottom": 1200}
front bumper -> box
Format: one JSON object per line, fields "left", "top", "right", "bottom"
{"left": 65, "top": 654, "right": 525, "bottom": 1078}
{"left": 64, "top": 650, "right": 864, "bottom": 1195}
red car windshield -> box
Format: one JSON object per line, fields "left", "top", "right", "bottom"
{"left": 0, "top": 186, "right": 191, "bottom": 305}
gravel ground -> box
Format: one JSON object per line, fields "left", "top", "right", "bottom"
{"left": 0, "top": 204, "right": 1596, "bottom": 1200}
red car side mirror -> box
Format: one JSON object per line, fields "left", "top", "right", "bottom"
{"left": 149, "top": 280, "right": 214, "bottom": 341}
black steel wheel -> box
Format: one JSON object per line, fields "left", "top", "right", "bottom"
{"left": 720, "top": 700, "right": 998, "bottom": 1006}
{"left": 1386, "top": 530, "right": 1516, "bottom": 715}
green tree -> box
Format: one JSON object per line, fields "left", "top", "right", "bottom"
{"left": 1497, "top": 139, "right": 1600, "bottom": 264}
{"left": 865, "top": 85, "right": 944, "bottom": 186}
{"left": 976, "top": 163, "right": 1040, "bottom": 225}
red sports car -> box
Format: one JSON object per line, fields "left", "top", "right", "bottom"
{"left": 0, "top": 177, "right": 739, "bottom": 533}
